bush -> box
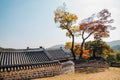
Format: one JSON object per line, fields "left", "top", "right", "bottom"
{"left": 106, "top": 54, "right": 117, "bottom": 63}
{"left": 116, "top": 51, "right": 120, "bottom": 61}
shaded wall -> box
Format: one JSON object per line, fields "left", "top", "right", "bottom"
{"left": 0, "top": 61, "right": 74, "bottom": 80}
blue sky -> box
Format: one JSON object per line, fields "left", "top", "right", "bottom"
{"left": 0, "top": 0, "right": 120, "bottom": 48}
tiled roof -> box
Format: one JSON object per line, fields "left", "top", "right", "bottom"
{"left": 0, "top": 47, "right": 72, "bottom": 68}
{"left": 47, "top": 48, "right": 69, "bottom": 60}
{"left": 0, "top": 48, "right": 51, "bottom": 66}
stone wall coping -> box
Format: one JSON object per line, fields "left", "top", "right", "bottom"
{"left": 0, "top": 60, "right": 60, "bottom": 69}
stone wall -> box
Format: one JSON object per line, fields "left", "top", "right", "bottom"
{"left": 111, "top": 62, "right": 120, "bottom": 67}
{"left": 75, "top": 61, "right": 109, "bottom": 68}
{"left": 61, "top": 61, "right": 75, "bottom": 74}
{"left": 0, "top": 63, "right": 62, "bottom": 80}
{"left": 0, "top": 61, "right": 75, "bottom": 80}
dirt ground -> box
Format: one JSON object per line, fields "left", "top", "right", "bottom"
{"left": 33, "top": 67, "right": 120, "bottom": 80}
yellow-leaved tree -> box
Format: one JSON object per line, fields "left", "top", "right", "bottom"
{"left": 54, "top": 3, "right": 80, "bottom": 60}
{"left": 65, "top": 42, "right": 90, "bottom": 59}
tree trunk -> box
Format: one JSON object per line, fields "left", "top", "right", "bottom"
{"left": 71, "top": 35, "right": 76, "bottom": 60}
{"left": 79, "top": 39, "right": 85, "bottom": 59}
{"left": 93, "top": 49, "right": 96, "bottom": 58}
{"left": 66, "top": 25, "right": 76, "bottom": 60}
{"left": 79, "top": 31, "right": 93, "bottom": 59}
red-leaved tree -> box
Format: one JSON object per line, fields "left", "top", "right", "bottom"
{"left": 79, "top": 9, "right": 115, "bottom": 58}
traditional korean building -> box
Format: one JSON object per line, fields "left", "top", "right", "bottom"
{"left": 0, "top": 47, "right": 74, "bottom": 80}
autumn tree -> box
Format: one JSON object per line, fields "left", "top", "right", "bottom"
{"left": 79, "top": 9, "right": 115, "bottom": 58}
{"left": 65, "top": 42, "right": 90, "bottom": 59}
{"left": 54, "top": 4, "right": 79, "bottom": 60}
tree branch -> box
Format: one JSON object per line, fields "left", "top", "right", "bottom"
{"left": 84, "top": 32, "right": 94, "bottom": 40}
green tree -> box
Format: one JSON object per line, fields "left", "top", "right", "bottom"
{"left": 116, "top": 51, "right": 120, "bottom": 61}
{"left": 85, "top": 37, "right": 114, "bottom": 58}
{"left": 106, "top": 54, "right": 116, "bottom": 63}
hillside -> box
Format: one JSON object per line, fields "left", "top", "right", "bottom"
{"left": 107, "top": 40, "right": 120, "bottom": 51}
{"left": 107, "top": 40, "right": 120, "bottom": 47}
{"left": 47, "top": 44, "right": 64, "bottom": 49}
{"left": 0, "top": 47, "right": 15, "bottom": 51}
{"left": 47, "top": 40, "right": 120, "bottom": 51}
{"left": 111, "top": 45, "right": 120, "bottom": 51}
{"left": 1, "top": 40, "right": 120, "bottom": 51}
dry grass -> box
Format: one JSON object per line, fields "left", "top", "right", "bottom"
{"left": 33, "top": 67, "right": 120, "bottom": 80}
